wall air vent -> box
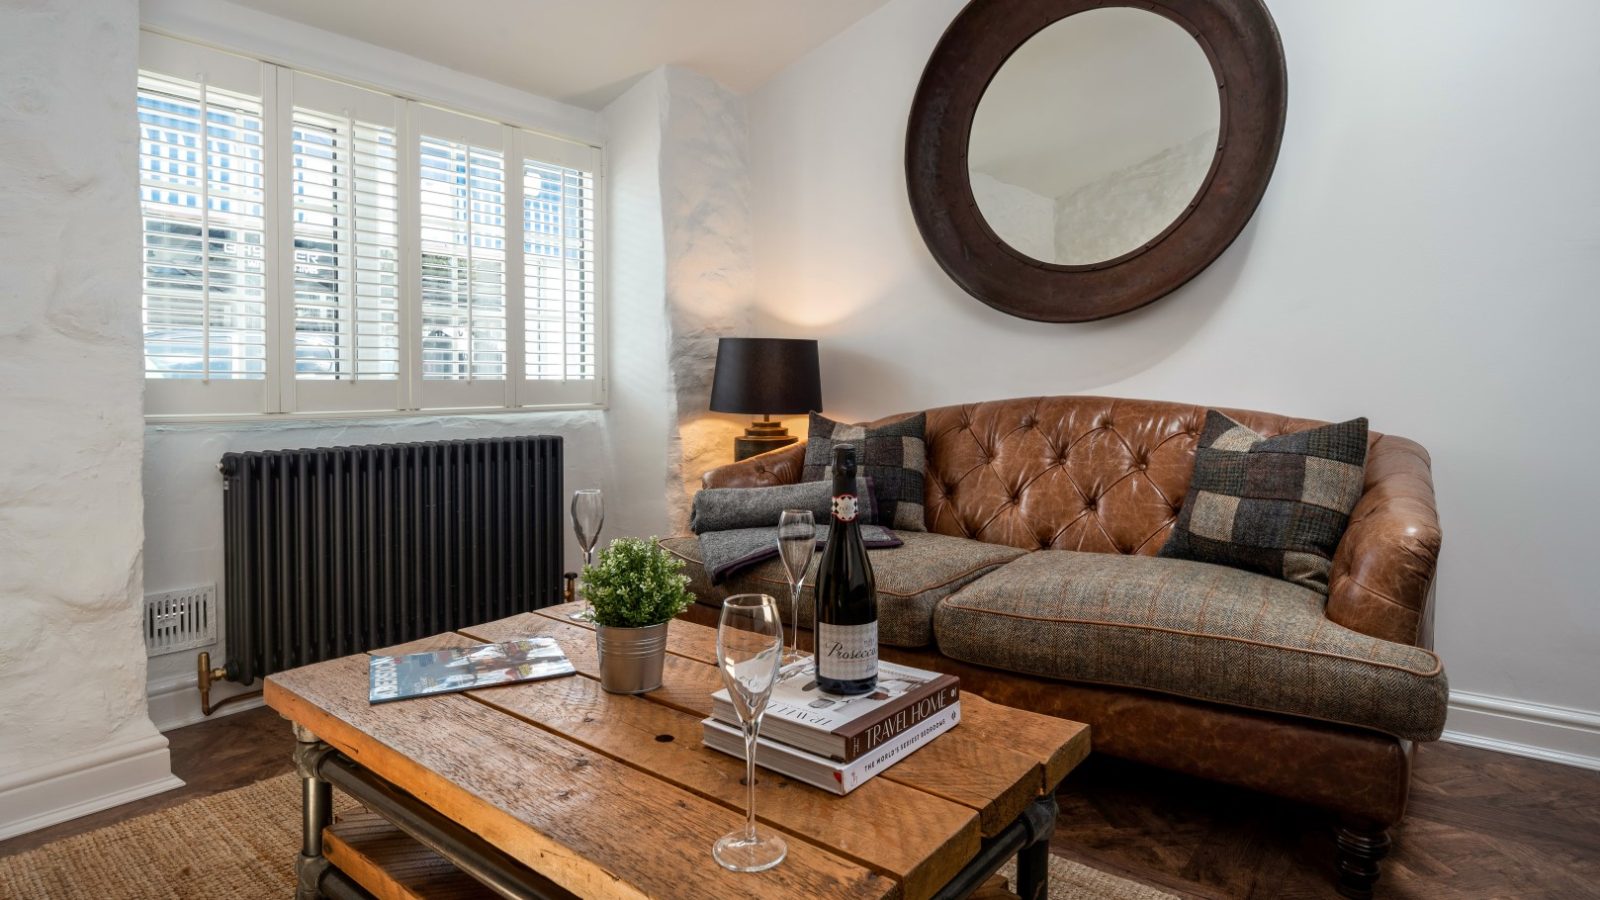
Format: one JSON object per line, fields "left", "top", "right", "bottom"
{"left": 143, "top": 584, "right": 217, "bottom": 657}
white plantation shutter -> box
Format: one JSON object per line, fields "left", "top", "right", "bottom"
{"left": 416, "top": 107, "right": 511, "bottom": 409}
{"left": 138, "top": 34, "right": 605, "bottom": 418}
{"left": 519, "top": 132, "right": 603, "bottom": 405}
{"left": 282, "top": 72, "right": 404, "bottom": 413}
{"left": 137, "top": 41, "right": 271, "bottom": 415}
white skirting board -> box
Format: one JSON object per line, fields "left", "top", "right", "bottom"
{"left": 0, "top": 735, "right": 185, "bottom": 841}
{"left": 146, "top": 670, "right": 264, "bottom": 733}
{"left": 1442, "top": 691, "right": 1600, "bottom": 771}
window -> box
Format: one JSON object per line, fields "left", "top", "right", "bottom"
{"left": 138, "top": 34, "right": 604, "bottom": 417}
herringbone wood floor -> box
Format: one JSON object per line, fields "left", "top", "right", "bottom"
{"left": 1052, "top": 744, "right": 1600, "bottom": 899}
{"left": 3, "top": 707, "right": 1596, "bottom": 898}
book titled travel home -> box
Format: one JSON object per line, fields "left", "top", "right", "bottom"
{"left": 369, "top": 636, "right": 575, "bottom": 704}
{"left": 701, "top": 701, "right": 960, "bottom": 795}
{"left": 711, "top": 658, "right": 959, "bottom": 762}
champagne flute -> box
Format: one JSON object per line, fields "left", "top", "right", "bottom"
{"left": 713, "top": 594, "right": 787, "bottom": 873}
{"left": 571, "top": 488, "right": 604, "bottom": 620}
{"left": 776, "top": 509, "right": 816, "bottom": 664}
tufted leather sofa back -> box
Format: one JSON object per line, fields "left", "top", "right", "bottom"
{"left": 921, "top": 396, "right": 1344, "bottom": 555}
{"left": 704, "top": 394, "right": 1440, "bottom": 647}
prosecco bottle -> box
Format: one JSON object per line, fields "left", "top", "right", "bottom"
{"left": 813, "top": 444, "right": 878, "bottom": 695}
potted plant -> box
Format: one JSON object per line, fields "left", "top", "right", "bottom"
{"left": 581, "top": 537, "right": 696, "bottom": 694}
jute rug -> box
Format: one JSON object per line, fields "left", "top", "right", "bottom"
{"left": 0, "top": 773, "right": 1176, "bottom": 899}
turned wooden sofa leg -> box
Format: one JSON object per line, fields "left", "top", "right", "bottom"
{"left": 1335, "top": 821, "right": 1391, "bottom": 899}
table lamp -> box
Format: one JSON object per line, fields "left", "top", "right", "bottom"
{"left": 709, "top": 338, "right": 822, "bottom": 461}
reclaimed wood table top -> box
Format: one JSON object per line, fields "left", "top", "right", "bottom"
{"left": 265, "top": 602, "right": 1091, "bottom": 900}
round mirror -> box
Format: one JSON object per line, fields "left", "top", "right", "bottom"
{"left": 967, "top": 8, "right": 1221, "bottom": 266}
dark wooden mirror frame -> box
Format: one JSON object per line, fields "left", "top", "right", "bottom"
{"left": 906, "top": 0, "right": 1286, "bottom": 322}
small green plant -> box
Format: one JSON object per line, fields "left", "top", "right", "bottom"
{"left": 581, "top": 537, "right": 696, "bottom": 628}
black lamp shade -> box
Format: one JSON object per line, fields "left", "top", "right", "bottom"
{"left": 709, "top": 338, "right": 822, "bottom": 415}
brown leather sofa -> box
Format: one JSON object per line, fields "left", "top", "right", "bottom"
{"left": 671, "top": 396, "right": 1443, "bottom": 898}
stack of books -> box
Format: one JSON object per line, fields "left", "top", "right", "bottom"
{"left": 703, "top": 659, "right": 960, "bottom": 795}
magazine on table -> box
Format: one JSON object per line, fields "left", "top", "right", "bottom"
{"left": 711, "top": 657, "right": 960, "bottom": 761}
{"left": 701, "top": 700, "right": 961, "bottom": 795}
{"left": 369, "top": 636, "right": 575, "bottom": 704}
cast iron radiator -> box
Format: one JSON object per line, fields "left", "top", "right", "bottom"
{"left": 218, "top": 435, "right": 563, "bottom": 684}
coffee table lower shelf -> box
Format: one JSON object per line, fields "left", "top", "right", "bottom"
{"left": 292, "top": 736, "right": 1059, "bottom": 900}
{"left": 324, "top": 811, "right": 499, "bottom": 900}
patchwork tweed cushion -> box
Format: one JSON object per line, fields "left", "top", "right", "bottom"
{"left": 1160, "top": 410, "right": 1369, "bottom": 593}
{"left": 802, "top": 412, "right": 928, "bottom": 531}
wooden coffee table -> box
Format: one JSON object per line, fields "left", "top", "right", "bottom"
{"left": 265, "top": 602, "right": 1090, "bottom": 900}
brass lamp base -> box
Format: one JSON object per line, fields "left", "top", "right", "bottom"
{"left": 733, "top": 418, "right": 798, "bottom": 461}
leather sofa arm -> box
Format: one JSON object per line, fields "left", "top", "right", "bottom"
{"left": 1326, "top": 434, "right": 1443, "bottom": 647}
{"left": 700, "top": 442, "right": 808, "bottom": 489}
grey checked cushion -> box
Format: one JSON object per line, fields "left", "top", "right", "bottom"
{"left": 1160, "top": 410, "right": 1368, "bottom": 593}
{"left": 934, "top": 551, "right": 1448, "bottom": 741}
{"left": 803, "top": 412, "right": 928, "bottom": 531}
{"left": 689, "top": 477, "right": 878, "bottom": 533}
{"left": 659, "top": 531, "right": 1023, "bottom": 647}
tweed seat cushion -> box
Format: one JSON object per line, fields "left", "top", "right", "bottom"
{"left": 659, "top": 531, "right": 1024, "bottom": 647}
{"left": 934, "top": 551, "right": 1448, "bottom": 741}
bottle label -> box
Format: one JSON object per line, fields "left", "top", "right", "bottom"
{"left": 816, "top": 621, "right": 878, "bottom": 682}
{"left": 831, "top": 493, "right": 859, "bottom": 522}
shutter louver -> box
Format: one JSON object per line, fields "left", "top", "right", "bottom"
{"left": 419, "top": 136, "right": 507, "bottom": 380}
{"left": 290, "top": 109, "right": 401, "bottom": 381}
{"left": 523, "top": 159, "right": 598, "bottom": 381}
{"left": 138, "top": 73, "right": 267, "bottom": 381}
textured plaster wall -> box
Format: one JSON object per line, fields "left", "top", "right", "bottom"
{"left": 1054, "top": 129, "right": 1219, "bottom": 263}
{"left": 748, "top": 0, "right": 1600, "bottom": 735}
{"left": 660, "top": 68, "right": 756, "bottom": 526}
{"left": 602, "top": 67, "right": 754, "bottom": 539}
{"left": 0, "top": 0, "right": 169, "bottom": 775}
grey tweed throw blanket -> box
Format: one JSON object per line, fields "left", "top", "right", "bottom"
{"left": 691, "top": 479, "right": 901, "bottom": 583}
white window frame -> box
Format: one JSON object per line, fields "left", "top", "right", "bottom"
{"left": 139, "top": 33, "right": 606, "bottom": 421}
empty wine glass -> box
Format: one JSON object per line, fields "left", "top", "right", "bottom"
{"left": 713, "top": 594, "right": 787, "bottom": 873}
{"left": 775, "top": 509, "right": 816, "bottom": 664}
{"left": 571, "top": 488, "right": 604, "bottom": 620}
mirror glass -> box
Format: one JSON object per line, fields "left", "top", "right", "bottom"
{"left": 968, "top": 8, "right": 1221, "bottom": 266}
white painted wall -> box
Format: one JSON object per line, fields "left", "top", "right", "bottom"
{"left": 0, "top": 0, "right": 182, "bottom": 840}
{"left": 748, "top": 0, "right": 1600, "bottom": 764}
{"left": 600, "top": 71, "right": 676, "bottom": 545}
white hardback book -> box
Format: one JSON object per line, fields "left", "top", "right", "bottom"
{"left": 710, "top": 657, "right": 960, "bottom": 761}
{"left": 700, "top": 701, "right": 960, "bottom": 795}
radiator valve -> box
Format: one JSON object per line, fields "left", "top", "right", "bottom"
{"left": 197, "top": 650, "right": 259, "bottom": 716}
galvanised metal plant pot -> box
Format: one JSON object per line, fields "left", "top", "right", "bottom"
{"left": 595, "top": 621, "right": 669, "bottom": 694}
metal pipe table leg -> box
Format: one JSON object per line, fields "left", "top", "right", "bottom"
{"left": 1014, "top": 794, "right": 1059, "bottom": 900}
{"left": 930, "top": 793, "right": 1060, "bottom": 899}
{"left": 292, "top": 723, "right": 337, "bottom": 900}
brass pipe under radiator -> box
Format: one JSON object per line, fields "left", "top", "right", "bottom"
{"left": 197, "top": 650, "right": 262, "bottom": 717}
